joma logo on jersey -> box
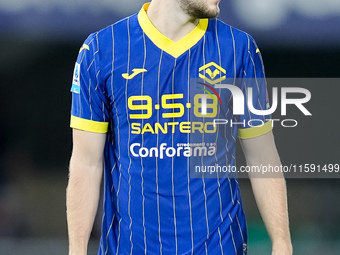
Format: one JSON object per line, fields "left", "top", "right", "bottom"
{"left": 122, "top": 68, "right": 147, "bottom": 80}
{"left": 79, "top": 44, "right": 89, "bottom": 54}
{"left": 199, "top": 62, "right": 226, "bottom": 84}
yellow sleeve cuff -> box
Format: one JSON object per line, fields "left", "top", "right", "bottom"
{"left": 70, "top": 115, "right": 109, "bottom": 134}
{"left": 238, "top": 120, "right": 273, "bottom": 139}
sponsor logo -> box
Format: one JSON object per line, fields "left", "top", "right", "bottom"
{"left": 130, "top": 142, "right": 216, "bottom": 159}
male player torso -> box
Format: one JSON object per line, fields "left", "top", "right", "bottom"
{"left": 70, "top": 3, "right": 271, "bottom": 255}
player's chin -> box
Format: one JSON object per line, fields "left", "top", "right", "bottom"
{"left": 206, "top": 7, "right": 220, "bottom": 18}
{"left": 191, "top": 4, "right": 220, "bottom": 19}
{"left": 206, "top": 3, "right": 220, "bottom": 18}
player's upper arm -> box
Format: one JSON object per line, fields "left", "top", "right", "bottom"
{"left": 239, "top": 131, "right": 282, "bottom": 178}
{"left": 70, "top": 129, "right": 106, "bottom": 168}
{"left": 70, "top": 33, "right": 110, "bottom": 134}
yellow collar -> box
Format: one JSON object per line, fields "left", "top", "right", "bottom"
{"left": 138, "top": 3, "right": 208, "bottom": 58}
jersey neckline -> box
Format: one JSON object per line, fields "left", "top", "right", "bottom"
{"left": 137, "top": 3, "right": 209, "bottom": 59}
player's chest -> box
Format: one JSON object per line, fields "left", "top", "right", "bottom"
{"left": 109, "top": 52, "right": 234, "bottom": 102}
{"left": 106, "top": 55, "right": 238, "bottom": 131}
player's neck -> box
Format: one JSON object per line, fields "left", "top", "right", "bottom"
{"left": 146, "top": 1, "right": 199, "bottom": 42}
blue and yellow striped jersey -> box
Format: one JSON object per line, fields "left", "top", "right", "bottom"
{"left": 70, "top": 3, "right": 271, "bottom": 255}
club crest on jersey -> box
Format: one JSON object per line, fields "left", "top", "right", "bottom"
{"left": 199, "top": 62, "right": 226, "bottom": 84}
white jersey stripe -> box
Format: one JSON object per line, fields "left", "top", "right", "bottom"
{"left": 201, "top": 34, "right": 210, "bottom": 240}
{"left": 230, "top": 26, "right": 237, "bottom": 85}
{"left": 218, "top": 227, "right": 224, "bottom": 255}
{"left": 236, "top": 214, "right": 245, "bottom": 242}
{"left": 171, "top": 58, "right": 178, "bottom": 255}
{"left": 109, "top": 25, "right": 123, "bottom": 254}
{"left": 230, "top": 225, "right": 237, "bottom": 255}
{"left": 89, "top": 79, "right": 93, "bottom": 119}
{"left": 105, "top": 214, "right": 115, "bottom": 255}
{"left": 115, "top": 218, "right": 122, "bottom": 255}
{"left": 156, "top": 50, "right": 163, "bottom": 255}
{"left": 229, "top": 28, "right": 237, "bottom": 159}
{"left": 225, "top": 27, "right": 236, "bottom": 209}
{"left": 228, "top": 177, "right": 235, "bottom": 204}
{"left": 214, "top": 20, "right": 224, "bottom": 253}
{"left": 214, "top": 17, "right": 224, "bottom": 223}
{"left": 140, "top": 31, "right": 147, "bottom": 255}
{"left": 124, "top": 17, "right": 134, "bottom": 255}
{"left": 187, "top": 48, "right": 194, "bottom": 255}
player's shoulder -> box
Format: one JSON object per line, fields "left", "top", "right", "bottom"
{"left": 96, "top": 13, "right": 139, "bottom": 39}
{"left": 81, "top": 13, "right": 139, "bottom": 52}
{"left": 211, "top": 18, "right": 256, "bottom": 48}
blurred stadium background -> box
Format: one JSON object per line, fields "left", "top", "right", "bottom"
{"left": 0, "top": 0, "right": 339, "bottom": 254}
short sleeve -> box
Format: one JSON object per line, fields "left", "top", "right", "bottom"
{"left": 237, "top": 35, "right": 272, "bottom": 139}
{"left": 70, "top": 33, "right": 110, "bottom": 134}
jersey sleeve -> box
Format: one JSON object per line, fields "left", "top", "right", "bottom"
{"left": 70, "top": 33, "right": 110, "bottom": 133}
{"left": 237, "top": 35, "right": 272, "bottom": 139}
